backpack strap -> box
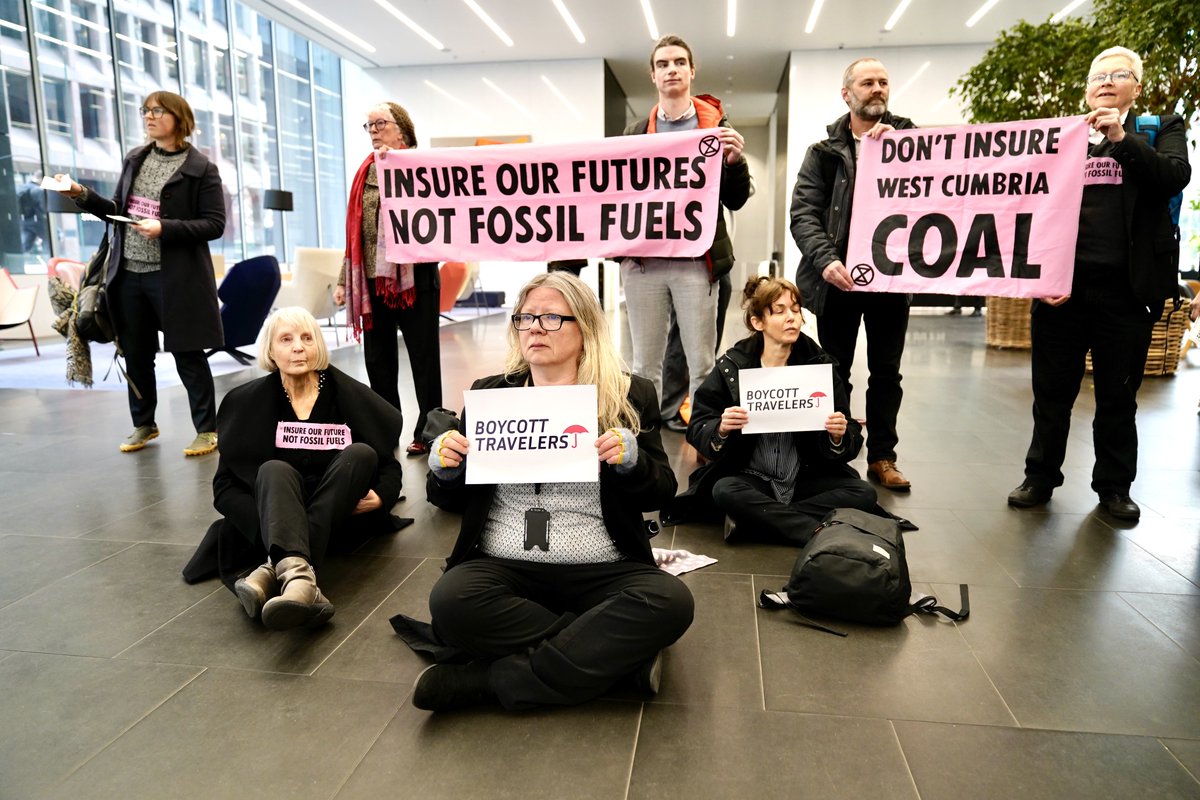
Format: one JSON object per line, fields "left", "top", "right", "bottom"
{"left": 758, "top": 590, "right": 848, "bottom": 637}
{"left": 1133, "top": 114, "right": 1160, "bottom": 147}
{"left": 909, "top": 584, "right": 970, "bottom": 621}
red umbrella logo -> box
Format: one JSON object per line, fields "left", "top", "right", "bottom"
{"left": 563, "top": 424, "right": 588, "bottom": 448}
{"left": 809, "top": 391, "right": 827, "bottom": 406}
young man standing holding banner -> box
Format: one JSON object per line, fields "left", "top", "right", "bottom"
{"left": 1008, "top": 47, "right": 1191, "bottom": 520}
{"left": 790, "top": 58, "right": 915, "bottom": 492}
{"left": 622, "top": 35, "right": 752, "bottom": 420}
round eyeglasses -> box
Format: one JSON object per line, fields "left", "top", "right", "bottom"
{"left": 511, "top": 313, "right": 578, "bottom": 331}
{"left": 139, "top": 106, "right": 166, "bottom": 118}
{"left": 362, "top": 120, "right": 395, "bottom": 132}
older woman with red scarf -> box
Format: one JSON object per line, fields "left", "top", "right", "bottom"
{"left": 334, "top": 101, "right": 443, "bottom": 456}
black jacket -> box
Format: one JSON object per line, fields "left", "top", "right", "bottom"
{"left": 76, "top": 143, "right": 225, "bottom": 351}
{"left": 789, "top": 111, "right": 915, "bottom": 315}
{"left": 427, "top": 372, "right": 676, "bottom": 568}
{"left": 669, "top": 333, "right": 863, "bottom": 522}
{"left": 623, "top": 96, "right": 752, "bottom": 282}
{"left": 1102, "top": 113, "right": 1191, "bottom": 308}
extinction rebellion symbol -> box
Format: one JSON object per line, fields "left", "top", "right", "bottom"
{"left": 851, "top": 264, "right": 875, "bottom": 286}
{"left": 698, "top": 135, "right": 721, "bottom": 157}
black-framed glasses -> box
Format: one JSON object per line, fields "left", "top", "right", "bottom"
{"left": 511, "top": 313, "right": 577, "bottom": 331}
{"left": 1087, "top": 70, "right": 1136, "bottom": 85}
{"left": 139, "top": 106, "right": 166, "bottom": 118}
{"left": 362, "top": 120, "right": 394, "bottom": 132}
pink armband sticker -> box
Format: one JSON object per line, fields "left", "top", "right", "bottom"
{"left": 1083, "top": 157, "right": 1123, "bottom": 186}
{"left": 275, "top": 422, "right": 352, "bottom": 450}
{"left": 126, "top": 195, "right": 160, "bottom": 219}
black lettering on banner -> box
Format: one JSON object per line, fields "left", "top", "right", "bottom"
{"left": 389, "top": 208, "right": 454, "bottom": 245}
{"left": 908, "top": 214, "right": 957, "bottom": 278}
{"left": 872, "top": 214, "right": 908, "bottom": 276}
{"left": 957, "top": 214, "right": 1004, "bottom": 277}
{"left": 1011, "top": 213, "right": 1041, "bottom": 279}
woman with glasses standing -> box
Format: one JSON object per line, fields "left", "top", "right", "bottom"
{"left": 55, "top": 91, "right": 224, "bottom": 456}
{"left": 404, "top": 272, "right": 693, "bottom": 712}
{"left": 1007, "top": 47, "right": 1192, "bottom": 520}
{"left": 334, "top": 102, "right": 442, "bottom": 456}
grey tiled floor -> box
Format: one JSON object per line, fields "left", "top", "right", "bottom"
{"left": 2, "top": 310, "right": 1199, "bottom": 799}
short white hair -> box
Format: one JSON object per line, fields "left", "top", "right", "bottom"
{"left": 1090, "top": 47, "right": 1143, "bottom": 83}
{"left": 257, "top": 307, "right": 330, "bottom": 373}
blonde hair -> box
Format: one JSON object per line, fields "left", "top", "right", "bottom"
{"left": 1090, "top": 47, "right": 1143, "bottom": 83}
{"left": 257, "top": 307, "right": 331, "bottom": 373}
{"left": 504, "top": 272, "right": 640, "bottom": 433}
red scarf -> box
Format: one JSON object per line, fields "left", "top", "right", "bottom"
{"left": 343, "top": 152, "right": 415, "bottom": 339}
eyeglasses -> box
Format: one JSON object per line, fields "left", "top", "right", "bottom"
{"left": 362, "top": 120, "right": 394, "bottom": 132}
{"left": 511, "top": 313, "right": 577, "bottom": 331}
{"left": 139, "top": 106, "right": 166, "bottom": 118}
{"left": 1087, "top": 70, "right": 1137, "bottom": 85}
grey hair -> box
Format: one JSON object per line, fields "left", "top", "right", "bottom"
{"left": 257, "top": 307, "right": 330, "bottom": 373}
{"left": 1090, "top": 47, "right": 1143, "bottom": 82}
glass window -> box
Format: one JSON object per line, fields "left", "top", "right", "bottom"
{"left": 115, "top": 3, "right": 179, "bottom": 153}
{"left": 1, "top": 0, "right": 49, "bottom": 271}
{"left": 312, "top": 43, "right": 345, "bottom": 252}
{"left": 275, "top": 26, "right": 317, "bottom": 251}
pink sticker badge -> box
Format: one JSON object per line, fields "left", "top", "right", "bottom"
{"left": 1083, "top": 157, "right": 1123, "bottom": 186}
{"left": 275, "top": 422, "right": 352, "bottom": 450}
{"left": 126, "top": 195, "right": 161, "bottom": 220}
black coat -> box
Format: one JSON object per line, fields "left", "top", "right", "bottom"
{"left": 669, "top": 333, "right": 863, "bottom": 522}
{"left": 789, "top": 111, "right": 915, "bottom": 315}
{"left": 1102, "top": 113, "right": 1192, "bottom": 308}
{"left": 76, "top": 143, "right": 225, "bottom": 351}
{"left": 427, "top": 372, "right": 676, "bottom": 568}
{"left": 182, "top": 366, "right": 405, "bottom": 587}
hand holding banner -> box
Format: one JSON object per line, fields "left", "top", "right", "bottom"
{"left": 845, "top": 116, "right": 1089, "bottom": 299}
{"left": 464, "top": 384, "right": 600, "bottom": 485}
{"left": 740, "top": 364, "right": 835, "bottom": 435}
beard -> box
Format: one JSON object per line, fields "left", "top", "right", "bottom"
{"left": 852, "top": 95, "right": 888, "bottom": 121}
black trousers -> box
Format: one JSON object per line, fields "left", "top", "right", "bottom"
{"left": 114, "top": 270, "right": 216, "bottom": 432}
{"left": 362, "top": 278, "right": 443, "bottom": 442}
{"left": 712, "top": 471, "right": 878, "bottom": 546}
{"left": 429, "top": 557, "right": 694, "bottom": 710}
{"left": 255, "top": 443, "right": 378, "bottom": 566}
{"left": 816, "top": 290, "right": 909, "bottom": 463}
{"left": 660, "top": 273, "right": 732, "bottom": 418}
{"left": 1024, "top": 288, "right": 1155, "bottom": 495}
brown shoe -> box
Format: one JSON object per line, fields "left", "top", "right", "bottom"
{"left": 868, "top": 460, "right": 911, "bottom": 492}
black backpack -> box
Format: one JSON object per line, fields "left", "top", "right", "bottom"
{"left": 759, "top": 508, "right": 968, "bottom": 636}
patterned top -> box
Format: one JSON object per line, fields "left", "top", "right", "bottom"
{"left": 745, "top": 433, "right": 801, "bottom": 505}
{"left": 359, "top": 162, "right": 382, "bottom": 277}
{"left": 479, "top": 481, "right": 620, "bottom": 564}
{"left": 123, "top": 147, "right": 188, "bottom": 272}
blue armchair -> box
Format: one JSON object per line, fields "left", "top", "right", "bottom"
{"left": 207, "top": 255, "right": 281, "bottom": 365}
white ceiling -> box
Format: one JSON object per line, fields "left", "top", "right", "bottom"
{"left": 247, "top": 0, "right": 1091, "bottom": 124}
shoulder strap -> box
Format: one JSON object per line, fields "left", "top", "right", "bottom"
{"left": 909, "top": 584, "right": 970, "bottom": 621}
{"left": 758, "top": 590, "right": 848, "bottom": 636}
{"left": 1134, "top": 115, "right": 1161, "bottom": 147}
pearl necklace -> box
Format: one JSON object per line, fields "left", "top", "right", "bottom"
{"left": 282, "top": 370, "right": 325, "bottom": 403}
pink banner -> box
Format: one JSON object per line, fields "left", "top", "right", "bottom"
{"left": 845, "top": 116, "right": 1089, "bottom": 298}
{"left": 376, "top": 128, "right": 724, "bottom": 263}
{"left": 275, "top": 422, "right": 352, "bottom": 450}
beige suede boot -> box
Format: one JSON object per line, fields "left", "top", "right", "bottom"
{"left": 260, "top": 556, "right": 334, "bottom": 631}
{"left": 233, "top": 561, "right": 278, "bottom": 620}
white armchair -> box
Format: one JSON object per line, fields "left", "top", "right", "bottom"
{"left": 0, "top": 268, "right": 40, "bottom": 356}
{"left": 274, "top": 247, "right": 343, "bottom": 331}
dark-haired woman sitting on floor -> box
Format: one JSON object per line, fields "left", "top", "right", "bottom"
{"left": 676, "top": 276, "right": 877, "bottom": 546}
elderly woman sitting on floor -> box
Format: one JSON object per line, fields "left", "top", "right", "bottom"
{"left": 185, "top": 307, "right": 404, "bottom": 630}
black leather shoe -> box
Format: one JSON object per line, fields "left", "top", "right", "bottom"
{"left": 412, "top": 662, "right": 497, "bottom": 711}
{"left": 663, "top": 416, "right": 688, "bottom": 433}
{"left": 1098, "top": 493, "right": 1140, "bottom": 521}
{"left": 1007, "top": 482, "right": 1052, "bottom": 508}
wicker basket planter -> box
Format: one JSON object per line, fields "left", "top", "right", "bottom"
{"left": 985, "top": 296, "right": 1033, "bottom": 349}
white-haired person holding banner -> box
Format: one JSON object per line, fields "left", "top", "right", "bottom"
{"left": 1008, "top": 47, "right": 1191, "bottom": 521}
{"left": 407, "top": 271, "right": 693, "bottom": 712}
{"left": 667, "top": 276, "right": 877, "bottom": 545}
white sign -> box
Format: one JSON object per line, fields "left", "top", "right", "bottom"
{"left": 464, "top": 384, "right": 599, "bottom": 485}
{"left": 40, "top": 174, "right": 72, "bottom": 191}
{"left": 739, "top": 364, "right": 835, "bottom": 435}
